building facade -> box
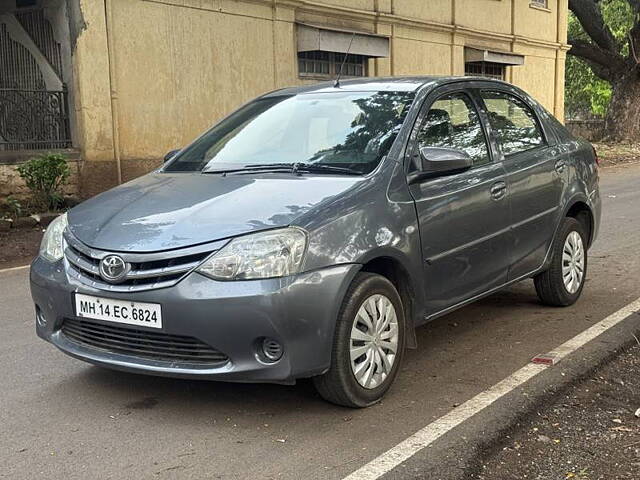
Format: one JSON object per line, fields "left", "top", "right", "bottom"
{"left": 0, "top": 0, "right": 569, "bottom": 199}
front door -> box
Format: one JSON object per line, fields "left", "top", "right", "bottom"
{"left": 478, "top": 90, "right": 567, "bottom": 279}
{"left": 407, "top": 89, "right": 511, "bottom": 316}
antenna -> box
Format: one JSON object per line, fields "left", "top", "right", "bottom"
{"left": 334, "top": 32, "right": 356, "bottom": 88}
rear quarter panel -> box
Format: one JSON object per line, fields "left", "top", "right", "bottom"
{"left": 565, "top": 137, "right": 601, "bottom": 244}
{"left": 545, "top": 110, "right": 600, "bottom": 247}
{"left": 520, "top": 92, "right": 601, "bottom": 250}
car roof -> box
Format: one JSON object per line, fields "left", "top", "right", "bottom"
{"left": 262, "top": 76, "right": 511, "bottom": 97}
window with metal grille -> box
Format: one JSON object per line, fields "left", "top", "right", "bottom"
{"left": 465, "top": 62, "right": 506, "bottom": 80}
{"left": 16, "top": 0, "right": 39, "bottom": 8}
{"left": 298, "top": 51, "right": 367, "bottom": 79}
{"left": 530, "top": 0, "right": 548, "bottom": 8}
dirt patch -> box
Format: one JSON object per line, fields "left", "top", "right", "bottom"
{"left": 0, "top": 226, "right": 43, "bottom": 269}
{"left": 468, "top": 344, "right": 640, "bottom": 480}
{"left": 124, "top": 397, "right": 159, "bottom": 410}
{"left": 594, "top": 143, "right": 640, "bottom": 169}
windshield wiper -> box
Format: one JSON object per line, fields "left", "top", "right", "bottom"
{"left": 290, "top": 163, "right": 362, "bottom": 176}
{"left": 203, "top": 162, "right": 362, "bottom": 176}
{"left": 202, "top": 163, "right": 294, "bottom": 175}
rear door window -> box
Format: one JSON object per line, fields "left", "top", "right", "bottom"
{"left": 480, "top": 91, "right": 545, "bottom": 156}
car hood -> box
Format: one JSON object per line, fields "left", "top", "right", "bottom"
{"left": 68, "top": 172, "right": 362, "bottom": 252}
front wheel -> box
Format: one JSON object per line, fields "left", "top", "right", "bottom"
{"left": 534, "top": 217, "right": 588, "bottom": 306}
{"left": 313, "top": 273, "right": 406, "bottom": 408}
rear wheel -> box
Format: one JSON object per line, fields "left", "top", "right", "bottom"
{"left": 534, "top": 217, "right": 588, "bottom": 306}
{"left": 313, "top": 273, "right": 405, "bottom": 408}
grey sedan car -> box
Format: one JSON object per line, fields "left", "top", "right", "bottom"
{"left": 31, "top": 77, "right": 601, "bottom": 407}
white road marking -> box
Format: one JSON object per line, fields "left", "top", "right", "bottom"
{"left": 0, "top": 264, "right": 30, "bottom": 275}
{"left": 344, "top": 297, "right": 640, "bottom": 480}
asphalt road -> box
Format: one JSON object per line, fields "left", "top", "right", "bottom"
{"left": 2, "top": 164, "right": 639, "bottom": 480}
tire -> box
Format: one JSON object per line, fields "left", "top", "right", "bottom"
{"left": 313, "top": 272, "right": 406, "bottom": 408}
{"left": 534, "top": 217, "right": 588, "bottom": 307}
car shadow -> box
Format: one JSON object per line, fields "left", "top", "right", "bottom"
{"left": 47, "top": 281, "right": 544, "bottom": 419}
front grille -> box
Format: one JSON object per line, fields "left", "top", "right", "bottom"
{"left": 61, "top": 318, "right": 229, "bottom": 365}
{"left": 63, "top": 231, "right": 216, "bottom": 292}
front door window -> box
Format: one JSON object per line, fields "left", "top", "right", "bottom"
{"left": 417, "top": 92, "right": 490, "bottom": 166}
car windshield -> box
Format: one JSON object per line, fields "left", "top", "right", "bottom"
{"left": 164, "top": 90, "right": 416, "bottom": 175}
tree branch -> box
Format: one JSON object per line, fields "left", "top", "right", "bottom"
{"left": 569, "top": 0, "right": 621, "bottom": 53}
{"left": 568, "top": 38, "right": 624, "bottom": 80}
{"left": 625, "top": 0, "right": 640, "bottom": 65}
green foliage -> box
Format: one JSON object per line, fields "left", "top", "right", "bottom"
{"left": 3, "top": 196, "right": 23, "bottom": 221}
{"left": 565, "top": 54, "right": 612, "bottom": 118}
{"left": 601, "top": 0, "right": 635, "bottom": 46}
{"left": 583, "top": 80, "right": 612, "bottom": 117}
{"left": 16, "top": 153, "right": 70, "bottom": 212}
{"left": 566, "top": 0, "right": 634, "bottom": 118}
{"left": 569, "top": 0, "right": 634, "bottom": 45}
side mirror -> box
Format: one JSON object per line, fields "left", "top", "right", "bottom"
{"left": 409, "top": 147, "right": 473, "bottom": 183}
{"left": 164, "top": 149, "right": 181, "bottom": 163}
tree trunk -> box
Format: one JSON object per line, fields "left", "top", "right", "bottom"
{"left": 604, "top": 70, "right": 640, "bottom": 141}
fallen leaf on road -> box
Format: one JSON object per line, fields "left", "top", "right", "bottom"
{"left": 611, "top": 426, "right": 633, "bottom": 432}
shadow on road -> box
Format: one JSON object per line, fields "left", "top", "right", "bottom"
{"left": 43, "top": 282, "right": 545, "bottom": 421}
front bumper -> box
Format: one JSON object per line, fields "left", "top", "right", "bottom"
{"left": 30, "top": 257, "right": 359, "bottom": 384}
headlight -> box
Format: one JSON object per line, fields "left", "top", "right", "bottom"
{"left": 39, "top": 213, "right": 68, "bottom": 262}
{"left": 197, "top": 227, "right": 308, "bottom": 280}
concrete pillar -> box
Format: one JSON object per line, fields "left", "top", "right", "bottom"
{"left": 272, "top": 5, "right": 296, "bottom": 88}
{"left": 72, "top": 0, "right": 118, "bottom": 197}
{"left": 557, "top": 0, "right": 568, "bottom": 44}
{"left": 451, "top": 33, "right": 465, "bottom": 76}
{"left": 554, "top": 49, "right": 566, "bottom": 121}
{"left": 555, "top": 0, "right": 568, "bottom": 121}
{"left": 374, "top": 22, "right": 392, "bottom": 76}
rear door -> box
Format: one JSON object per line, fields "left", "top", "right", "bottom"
{"left": 407, "top": 86, "right": 510, "bottom": 315}
{"left": 477, "top": 89, "right": 567, "bottom": 279}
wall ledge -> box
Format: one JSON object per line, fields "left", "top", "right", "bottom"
{"left": 0, "top": 149, "right": 81, "bottom": 166}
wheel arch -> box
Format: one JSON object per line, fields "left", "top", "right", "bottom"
{"left": 358, "top": 251, "right": 421, "bottom": 349}
{"left": 564, "top": 198, "right": 595, "bottom": 248}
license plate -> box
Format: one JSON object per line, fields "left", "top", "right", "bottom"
{"left": 74, "top": 293, "right": 162, "bottom": 329}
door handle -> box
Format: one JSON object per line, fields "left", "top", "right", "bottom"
{"left": 555, "top": 160, "right": 567, "bottom": 173}
{"left": 490, "top": 181, "right": 507, "bottom": 200}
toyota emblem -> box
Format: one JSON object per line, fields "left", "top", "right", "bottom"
{"left": 99, "top": 255, "right": 129, "bottom": 283}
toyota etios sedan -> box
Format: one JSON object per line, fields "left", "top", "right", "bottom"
{"left": 31, "top": 77, "right": 600, "bottom": 407}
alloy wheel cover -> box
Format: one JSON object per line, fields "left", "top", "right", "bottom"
{"left": 349, "top": 294, "right": 399, "bottom": 389}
